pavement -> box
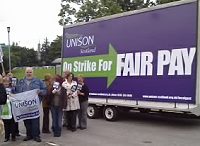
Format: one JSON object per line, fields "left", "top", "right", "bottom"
{"left": 1, "top": 111, "right": 200, "bottom": 146}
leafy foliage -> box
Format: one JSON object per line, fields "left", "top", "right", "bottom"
{"left": 1, "top": 36, "right": 62, "bottom": 74}
{"left": 156, "top": 0, "right": 181, "bottom": 4}
{"left": 58, "top": 0, "right": 155, "bottom": 25}
{"left": 1, "top": 45, "right": 38, "bottom": 73}
{"left": 40, "top": 36, "right": 62, "bottom": 66}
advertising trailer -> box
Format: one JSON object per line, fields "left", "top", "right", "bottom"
{"left": 62, "top": 0, "right": 200, "bottom": 120}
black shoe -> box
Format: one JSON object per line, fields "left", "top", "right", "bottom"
{"left": 42, "top": 130, "right": 51, "bottom": 134}
{"left": 34, "top": 137, "right": 42, "bottom": 142}
{"left": 23, "top": 136, "right": 32, "bottom": 141}
{"left": 54, "top": 134, "right": 61, "bottom": 137}
{"left": 71, "top": 128, "right": 77, "bottom": 132}
{"left": 80, "top": 127, "right": 86, "bottom": 130}
{"left": 63, "top": 124, "right": 67, "bottom": 127}
{"left": 4, "top": 138, "right": 9, "bottom": 142}
{"left": 67, "top": 126, "right": 72, "bottom": 130}
{"left": 11, "top": 137, "right": 16, "bottom": 141}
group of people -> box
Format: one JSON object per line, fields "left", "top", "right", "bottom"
{"left": 0, "top": 67, "right": 89, "bottom": 143}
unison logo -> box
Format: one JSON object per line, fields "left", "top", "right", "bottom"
{"left": 15, "top": 99, "right": 37, "bottom": 108}
{"left": 66, "top": 35, "right": 95, "bottom": 48}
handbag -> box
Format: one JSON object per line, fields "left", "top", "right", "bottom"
{"left": 1, "top": 99, "right": 12, "bottom": 119}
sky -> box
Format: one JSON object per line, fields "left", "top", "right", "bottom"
{"left": 0, "top": 0, "right": 62, "bottom": 50}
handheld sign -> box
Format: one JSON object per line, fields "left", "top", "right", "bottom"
{"left": 11, "top": 77, "right": 17, "bottom": 87}
{"left": 5, "top": 88, "right": 11, "bottom": 95}
{"left": 71, "top": 85, "right": 77, "bottom": 92}
{"left": 53, "top": 81, "right": 60, "bottom": 90}
{"left": 77, "top": 84, "right": 82, "bottom": 91}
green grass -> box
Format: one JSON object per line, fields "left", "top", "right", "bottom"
{"left": 12, "top": 68, "right": 56, "bottom": 80}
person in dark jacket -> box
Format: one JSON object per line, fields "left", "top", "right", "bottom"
{"left": 0, "top": 75, "right": 7, "bottom": 105}
{"left": 77, "top": 75, "right": 89, "bottom": 130}
{"left": 2, "top": 77, "right": 16, "bottom": 142}
{"left": 42, "top": 74, "right": 53, "bottom": 133}
{"left": 6, "top": 72, "right": 20, "bottom": 137}
{"left": 50, "top": 75, "right": 66, "bottom": 137}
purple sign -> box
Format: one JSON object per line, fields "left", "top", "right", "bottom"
{"left": 62, "top": 2, "right": 197, "bottom": 104}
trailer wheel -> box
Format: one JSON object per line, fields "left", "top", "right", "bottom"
{"left": 103, "top": 106, "right": 118, "bottom": 121}
{"left": 87, "top": 105, "right": 99, "bottom": 119}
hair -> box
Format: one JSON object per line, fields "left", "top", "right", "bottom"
{"left": 25, "top": 67, "right": 33, "bottom": 73}
{"left": 66, "top": 72, "right": 74, "bottom": 80}
{"left": 3, "top": 76, "right": 10, "bottom": 83}
{"left": 77, "top": 74, "right": 84, "bottom": 80}
{"left": 63, "top": 70, "right": 70, "bottom": 78}
{"left": 44, "top": 73, "right": 52, "bottom": 81}
{"left": 7, "top": 72, "right": 13, "bottom": 77}
{"left": 54, "top": 74, "right": 63, "bottom": 84}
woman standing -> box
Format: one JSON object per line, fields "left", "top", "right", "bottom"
{"left": 42, "top": 74, "right": 53, "bottom": 133}
{"left": 50, "top": 75, "right": 65, "bottom": 137}
{"left": 2, "top": 77, "right": 16, "bottom": 142}
{"left": 6, "top": 73, "right": 20, "bottom": 136}
{"left": 77, "top": 75, "right": 89, "bottom": 130}
{"left": 0, "top": 75, "right": 7, "bottom": 140}
{"left": 62, "top": 72, "right": 80, "bottom": 132}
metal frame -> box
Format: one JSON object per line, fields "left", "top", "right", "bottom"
{"left": 61, "top": 28, "right": 64, "bottom": 76}
{"left": 195, "top": 0, "right": 200, "bottom": 114}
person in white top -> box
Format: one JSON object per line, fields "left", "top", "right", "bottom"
{"left": 62, "top": 72, "right": 80, "bottom": 132}
{"left": 62, "top": 70, "right": 70, "bottom": 128}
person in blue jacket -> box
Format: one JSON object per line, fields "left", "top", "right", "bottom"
{"left": 16, "top": 67, "right": 47, "bottom": 142}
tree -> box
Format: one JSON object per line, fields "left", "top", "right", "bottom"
{"left": 0, "top": 37, "right": 62, "bottom": 74}
{"left": 25, "top": 49, "right": 39, "bottom": 66}
{"left": 10, "top": 45, "right": 38, "bottom": 68}
{"left": 58, "top": 0, "right": 155, "bottom": 25}
{"left": 48, "top": 36, "right": 62, "bottom": 63}
{"left": 156, "top": 0, "right": 181, "bottom": 4}
{"left": 1, "top": 44, "right": 39, "bottom": 73}
{"left": 41, "top": 37, "right": 51, "bottom": 65}
{"left": 39, "top": 36, "right": 62, "bottom": 66}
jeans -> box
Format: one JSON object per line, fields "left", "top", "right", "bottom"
{"left": 42, "top": 107, "right": 50, "bottom": 133}
{"left": 51, "top": 106, "right": 63, "bottom": 136}
{"left": 24, "top": 117, "right": 40, "bottom": 139}
{"left": 78, "top": 101, "right": 88, "bottom": 128}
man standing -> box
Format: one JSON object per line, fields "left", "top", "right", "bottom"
{"left": 16, "top": 67, "right": 47, "bottom": 142}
